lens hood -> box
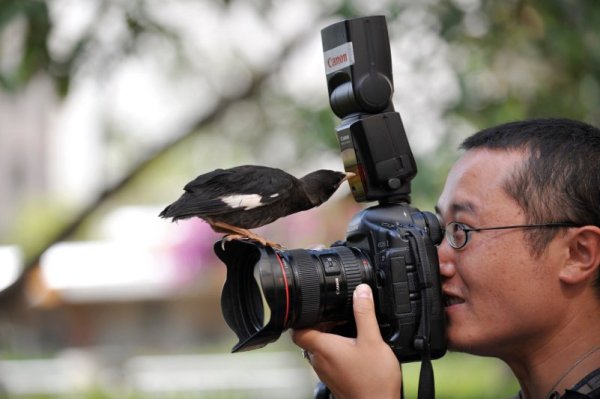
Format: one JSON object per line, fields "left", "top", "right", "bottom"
{"left": 214, "top": 240, "right": 290, "bottom": 352}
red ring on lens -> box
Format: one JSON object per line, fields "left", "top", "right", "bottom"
{"left": 275, "top": 253, "right": 290, "bottom": 326}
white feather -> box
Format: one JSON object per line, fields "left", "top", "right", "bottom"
{"left": 220, "top": 194, "right": 264, "bottom": 210}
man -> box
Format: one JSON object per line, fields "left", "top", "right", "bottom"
{"left": 292, "top": 118, "right": 600, "bottom": 399}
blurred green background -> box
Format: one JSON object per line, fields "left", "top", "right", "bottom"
{"left": 0, "top": 0, "right": 599, "bottom": 398}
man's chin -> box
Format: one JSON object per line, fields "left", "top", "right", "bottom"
{"left": 445, "top": 328, "right": 478, "bottom": 354}
{"left": 446, "top": 338, "right": 500, "bottom": 358}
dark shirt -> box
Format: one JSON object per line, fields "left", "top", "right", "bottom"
{"left": 561, "top": 368, "right": 600, "bottom": 399}
{"left": 513, "top": 369, "right": 600, "bottom": 399}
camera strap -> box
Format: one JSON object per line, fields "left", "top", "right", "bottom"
{"left": 407, "top": 229, "right": 436, "bottom": 399}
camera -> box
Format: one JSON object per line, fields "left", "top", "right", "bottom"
{"left": 214, "top": 15, "right": 446, "bottom": 364}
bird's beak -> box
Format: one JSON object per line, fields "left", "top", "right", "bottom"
{"left": 344, "top": 172, "right": 356, "bottom": 181}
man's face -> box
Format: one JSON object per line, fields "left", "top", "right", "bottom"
{"left": 436, "top": 148, "right": 568, "bottom": 357}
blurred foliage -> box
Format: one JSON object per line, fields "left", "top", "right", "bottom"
{"left": 405, "top": 352, "right": 519, "bottom": 399}
{"left": 7, "top": 198, "right": 74, "bottom": 256}
{"left": 3, "top": 0, "right": 599, "bottom": 119}
{"left": 436, "top": 0, "right": 600, "bottom": 127}
{"left": 0, "top": 0, "right": 52, "bottom": 91}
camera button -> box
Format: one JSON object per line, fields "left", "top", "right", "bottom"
{"left": 321, "top": 255, "right": 342, "bottom": 276}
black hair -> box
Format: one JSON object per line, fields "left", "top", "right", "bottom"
{"left": 461, "top": 118, "right": 600, "bottom": 290}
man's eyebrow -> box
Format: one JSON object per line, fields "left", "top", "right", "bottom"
{"left": 435, "top": 201, "right": 478, "bottom": 217}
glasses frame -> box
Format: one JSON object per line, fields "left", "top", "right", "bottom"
{"left": 444, "top": 221, "right": 582, "bottom": 250}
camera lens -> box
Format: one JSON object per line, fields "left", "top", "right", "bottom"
{"left": 215, "top": 240, "right": 371, "bottom": 352}
{"left": 283, "top": 247, "right": 368, "bottom": 328}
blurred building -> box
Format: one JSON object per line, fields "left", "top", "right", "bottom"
{"left": 4, "top": 207, "right": 227, "bottom": 352}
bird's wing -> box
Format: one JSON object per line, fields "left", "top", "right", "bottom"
{"left": 181, "top": 165, "right": 297, "bottom": 215}
{"left": 182, "top": 168, "right": 231, "bottom": 192}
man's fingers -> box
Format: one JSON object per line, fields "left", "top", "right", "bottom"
{"left": 353, "top": 284, "right": 382, "bottom": 344}
{"left": 291, "top": 328, "right": 337, "bottom": 354}
{"left": 290, "top": 328, "right": 318, "bottom": 351}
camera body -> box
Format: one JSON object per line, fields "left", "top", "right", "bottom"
{"left": 215, "top": 15, "right": 446, "bottom": 364}
{"left": 340, "top": 203, "right": 445, "bottom": 361}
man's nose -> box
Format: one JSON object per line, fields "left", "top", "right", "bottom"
{"left": 437, "top": 239, "right": 456, "bottom": 278}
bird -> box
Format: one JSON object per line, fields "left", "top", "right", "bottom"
{"left": 159, "top": 165, "right": 353, "bottom": 248}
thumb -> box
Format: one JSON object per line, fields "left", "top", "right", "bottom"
{"left": 353, "top": 284, "right": 381, "bottom": 344}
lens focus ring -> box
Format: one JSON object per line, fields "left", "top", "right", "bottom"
{"left": 288, "top": 249, "right": 321, "bottom": 328}
{"left": 336, "top": 247, "right": 363, "bottom": 309}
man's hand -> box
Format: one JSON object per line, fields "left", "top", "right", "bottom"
{"left": 291, "top": 284, "right": 402, "bottom": 399}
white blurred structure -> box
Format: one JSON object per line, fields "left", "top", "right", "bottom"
{"left": 36, "top": 206, "right": 219, "bottom": 303}
{"left": 0, "top": 245, "right": 23, "bottom": 292}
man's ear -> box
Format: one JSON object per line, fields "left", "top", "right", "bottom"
{"left": 559, "top": 226, "right": 600, "bottom": 284}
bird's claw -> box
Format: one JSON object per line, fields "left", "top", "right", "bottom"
{"left": 220, "top": 236, "right": 228, "bottom": 251}
{"left": 220, "top": 235, "right": 246, "bottom": 251}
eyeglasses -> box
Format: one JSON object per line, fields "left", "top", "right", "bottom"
{"left": 444, "top": 221, "right": 582, "bottom": 250}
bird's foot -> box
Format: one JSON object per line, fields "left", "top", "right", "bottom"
{"left": 221, "top": 234, "right": 283, "bottom": 250}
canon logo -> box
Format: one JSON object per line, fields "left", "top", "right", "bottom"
{"left": 323, "top": 42, "right": 355, "bottom": 74}
{"left": 327, "top": 53, "right": 348, "bottom": 68}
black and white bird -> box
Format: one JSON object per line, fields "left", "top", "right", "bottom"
{"left": 159, "top": 165, "right": 353, "bottom": 248}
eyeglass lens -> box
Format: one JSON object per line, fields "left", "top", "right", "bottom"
{"left": 446, "top": 222, "right": 467, "bottom": 248}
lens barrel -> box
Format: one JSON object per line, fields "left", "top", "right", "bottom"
{"left": 286, "top": 246, "right": 366, "bottom": 328}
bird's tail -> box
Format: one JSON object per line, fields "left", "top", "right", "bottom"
{"left": 158, "top": 201, "right": 213, "bottom": 222}
{"left": 158, "top": 204, "right": 192, "bottom": 221}
{"left": 158, "top": 205, "right": 177, "bottom": 220}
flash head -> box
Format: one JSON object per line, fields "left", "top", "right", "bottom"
{"left": 322, "top": 15, "right": 394, "bottom": 118}
{"left": 321, "top": 16, "right": 417, "bottom": 204}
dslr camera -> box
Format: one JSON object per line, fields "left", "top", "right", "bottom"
{"left": 214, "top": 16, "right": 446, "bottom": 366}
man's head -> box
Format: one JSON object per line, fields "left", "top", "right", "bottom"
{"left": 460, "top": 118, "right": 600, "bottom": 289}
{"left": 436, "top": 118, "right": 600, "bottom": 355}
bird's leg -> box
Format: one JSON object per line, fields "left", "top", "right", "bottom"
{"left": 221, "top": 233, "right": 284, "bottom": 250}
{"left": 212, "top": 221, "right": 283, "bottom": 249}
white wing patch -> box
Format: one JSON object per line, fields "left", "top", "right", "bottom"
{"left": 220, "top": 194, "right": 264, "bottom": 210}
